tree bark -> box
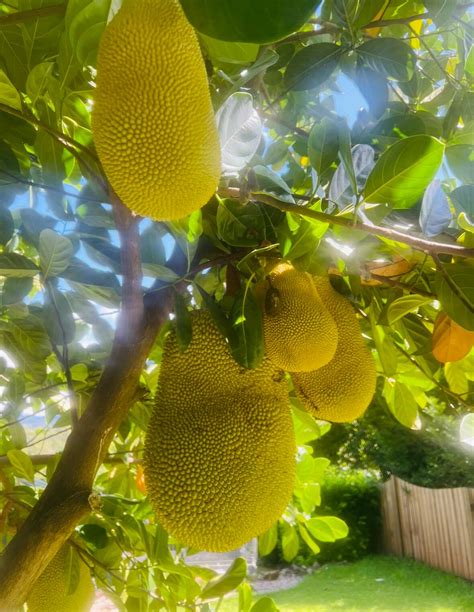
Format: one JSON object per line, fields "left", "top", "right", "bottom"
{"left": 0, "top": 198, "right": 172, "bottom": 609}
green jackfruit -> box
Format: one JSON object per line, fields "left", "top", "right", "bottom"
{"left": 26, "top": 545, "right": 94, "bottom": 612}
{"left": 92, "top": 0, "right": 221, "bottom": 221}
{"left": 257, "top": 262, "right": 338, "bottom": 372}
{"left": 292, "top": 277, "right": 377, "bottom": 422}
{"left": 144, "top": 311, "right": 295, "bottom": 552}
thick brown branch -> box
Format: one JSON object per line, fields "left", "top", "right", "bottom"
{"left": 0, "top": 197, "right": 173, "bottom": 608}
{"left": 219, "top": 188, "right": 474, "bottom": 259}
{"left": 0, "top": 3, "right": 65, "bottom": 26}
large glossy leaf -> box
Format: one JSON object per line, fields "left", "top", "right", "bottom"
{"left": 230, "top": 288, "right": 264, "bottom": 369}
{"left": 281, "top": 522, "right": 300, "bottom": 562}
{"left": 200, "top": 557, "right": 247, "bottom": 600}
{"left": 306, "top": 516, "right": 349, "bottom": 542}
{"left": 308, "top": 117, "right": 339, "bottom": 178}
{"left": 284, "top": 43, "right": 344, "bottom": 91}
{"left": 419, "top": 180, "right": 452, "bottom": 237}
{"left": 216, "top": 93, "right": 262, "bottom": 173}
{"left": 39, "top": 229, "right": 74, "bottom": 278}
{"left": 364, "top": 135, "right": 445, "bottom": 209}
{"left": 180, "top": 0, "right": 321, "bottom": 43}
{"left": 0, "top": 207, "right": 14, "bottom": 245}
{"left": 0, "top": 253, "right": 39, "bottom": 278}
{"left": 356, "top": 38, "right": 415, "bottom": 82}
{"left": 435, "top": 264, "right": 474, "bottom": 331}
{"left": 329, "top": 144, "right": 375, "bottom": 208}
{"left": 216, "top": 199, "right": 265, "bottom": 247}
{"left": 389, "top": 381, "right": 419, "bottom": 428}
{"left": 258, "top": 523, "right": 278, "bottom": 556}
{"left": 42, "top": 288, "right": 76, "bottom": 346}
{"left": 0, "top": 69, "right": 21, "bottom": 109}
{"left": 450, "top": 185, "right": 474, "bottom": 217}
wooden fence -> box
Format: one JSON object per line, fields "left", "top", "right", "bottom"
{"left": 382, "top": 476, "right": 474, "bottom": 581}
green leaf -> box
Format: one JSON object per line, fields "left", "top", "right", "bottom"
{"left": 230, "top": 288, "right": 264, "bottom": 369}
{"left": 0, "top": 253, "right": 39, "bottom": 278}
{"left": 0, "top": 69, "right": 21, "bottom": 110}
{"left": 140, "top": 263, "right": 179, "bottom": 283}
{"left": 39, "top": 229, "right": 73, "bottom": 278}
{"left": 356, "top": 38, "right": 415, "bottom": 82}
{"left": 6, "top": 315, "right": 51, "bottom": 359}
{"left": 258, "top": 523, "right": 278, "bottom": 556}
{"left": 250, "top": 597, "right": 278, "bottom": 612}
{"left": 174, "top": 291, "right": 192, "bottom": 352}
{"left": 388, "top": 381, "right": 418, "bottom": 427}
{"left": 216, "top": 93, "right": 262, "bottom": 173}
{"left": 387, "top": 296, "right": 433, "bottom": 325}
{"left": 419, "top": 180, "right": 452, "bottom": 237}
{"left": 435, "top": 264, "right": 474, "bottom": 331}
{"left": 446, "top": 145, "right": 474, "bottom": 184}
{"left": 281, "top": 522, "right": 300, "bottom": 562}
{"left": 252, "top": 166, "right": 295, "bottom": 204}
{"left": 364, "top": 135, "right": 445, "bottom": 209}
{"left": 64, "top": 547, "right": 81, "bottom": 596}
{"left": 450, "top": 185, "right": 474, "bottom": 217}
{"left": 180, "top": 0, "right": 321, "bottom": 43}
{"left": 306, "top": 516, "right": 349, "bottom": 542}
{"left": 26, "top": 62, "right": 54, "bottom": 105}
{"left": 0, "top": 206, "right": 14, "bottom": 245}
{"left": 354, "top": 64, "right": 388, "bottom": 119}
{"left": 2, "top": 277, "right": 33, "bottom": 305}
{"left": 308, "top": 118, "right": 339, "bottom": 178}
{"left": 284, "top": 43, "right": 343, "bottom": 91}
{"left": 200, "top": 35, "right": 259, "bottom": 65}
{"left": 200, "top": 558, "right": 247, "bottom": 600}
{"left": 217, "top": 199, "right": 265, "bottom": 247}
{"left": 444, "top": 361, "right": 469, "bottom": 395}
{"left": 297, "top": 523, "right": 321, "bottom": 554}
{"left": 42, "top": 288, "right": 76, "bottom": 346}
{"left": 6, "top": 449, "right": 35, "bottom": 482}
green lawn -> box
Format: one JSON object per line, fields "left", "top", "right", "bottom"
{"left": 221, "top": 556, "right": 474, "bottom": 612}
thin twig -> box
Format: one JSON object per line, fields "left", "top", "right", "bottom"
{"left": 219, "top": 187, "right": 474, "bottom": 259}
{"left": 369, "top": 274, "right": 436, "bottom": 298}
{"left": 0, "top": 3, "right": 65, "bottom": 26}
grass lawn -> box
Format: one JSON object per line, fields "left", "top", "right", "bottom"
{"left": 220, "top": 556, "right": 474, "bottom": 611}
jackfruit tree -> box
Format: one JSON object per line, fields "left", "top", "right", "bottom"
{"left": 0, "top": 0, "right": 473, "bottom": 609}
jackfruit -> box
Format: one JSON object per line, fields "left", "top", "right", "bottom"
{"left": 257, "top": 262, "right": 338, "bottom": 372}
{"left": 92, "top": 0, "right": 221, "bottom": 221}
{"left": 292, "top": 277, "right": 376, "bottom": 422}
{"left": 26, "top": 545, "right": 94, "bottom": 612}
{"left": 144, "top": 311, "right": 295, "bottom": 552}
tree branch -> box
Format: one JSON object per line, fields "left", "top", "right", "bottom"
{"left": 0, "top": 194, "right": 173, "bottom": 609}
{"left": 0, "top": 3, "right": 65, "bottom": 26}
{"left": 218, "top": 188, "right": 474, "bottom": 259}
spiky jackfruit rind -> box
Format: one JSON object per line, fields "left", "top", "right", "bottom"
{"left": 258, "top": 263, "right": 338, "bottom": 372}
{"left": 26, "top": 545, "right": 94, "bottom": 612}
{"left": 292, "top": 277, "right": 377, "bottom": 423}
{"left": 92, "top": 0, "right": 221, "bottom": 221}
{"left": 144, "top": 311, "right": 295, "bottom": 552}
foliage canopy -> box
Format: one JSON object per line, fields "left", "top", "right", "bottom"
{"left": 0, "top": 0, "right": 473, "bottom": 609}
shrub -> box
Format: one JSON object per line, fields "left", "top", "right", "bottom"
{"left": 315, "top": 469, "right": 381, "bottom": 563}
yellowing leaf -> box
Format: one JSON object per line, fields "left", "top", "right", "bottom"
{"left": 366, "top": 255, "right": 414, "bottom": 278}
{"left": 409, "top": 20, "right": 423, "bottom": 50}
{"left": 364, "top": 1, "right": 390, "bottom": 37}
{"left": 432, "top": 312, "right": 474, "bottom": 363}
{"left": 135, "top": 464, "right": 147, "bottom": 494}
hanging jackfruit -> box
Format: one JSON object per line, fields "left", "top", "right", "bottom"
{"left": 27, "top": 545, "right": 94, "bottom": 612}
{"left": 292, "top": 277, "right": 376, "bottom": 422}
{"left": 92, "top": 0, "right": 221, "bottom": 221}
{"left": 257, "top": 262, "right": 338, "bottom": 372}
{"left": 144, "top": 311, "right": 295, "bottom": 552}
